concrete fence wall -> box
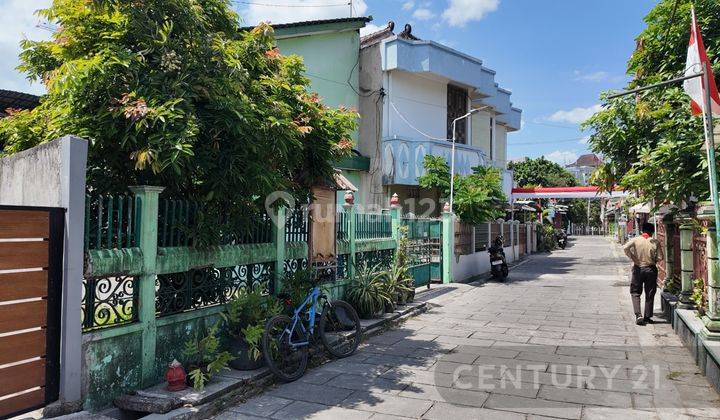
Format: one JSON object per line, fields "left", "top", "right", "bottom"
{"left": 0, "top": 136, "right": 88, "bottom": 404}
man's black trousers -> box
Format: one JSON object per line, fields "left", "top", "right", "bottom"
{"left": 631, "top": 265, "right": 658, "bottom": 319}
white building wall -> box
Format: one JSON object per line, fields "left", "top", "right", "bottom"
{"left": 385, "top": 71, "right": 448, "bottom": 140}
{"left": 453, "top": 245, "right": 519, "bottom": 283}
{"left": 471, "top": 112, "right": 492, "bottom": 157}
{"left": 495, "top": 124, "right": 508, "bottom": 168}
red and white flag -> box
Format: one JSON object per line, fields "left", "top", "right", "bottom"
{"left": 683, "top": 7, "right": 720, "bottom": 116}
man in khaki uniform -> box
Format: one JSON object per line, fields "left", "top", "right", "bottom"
{"left": 623, "top": 222, "right": 659, "bottom": 325}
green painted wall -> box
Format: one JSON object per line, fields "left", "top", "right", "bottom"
{"left": 83, "top": 332, "right": 142, "bottom": 411}
{"left": 276, "top": 30, "right": 360, "bottom": 142}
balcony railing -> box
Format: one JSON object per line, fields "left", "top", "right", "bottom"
{"left": 381, "top": 136, "right": 488, "bottom": 185}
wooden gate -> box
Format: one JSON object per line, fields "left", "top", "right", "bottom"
{"left": 0, "top": 206, "right": 63, "bottom": 419}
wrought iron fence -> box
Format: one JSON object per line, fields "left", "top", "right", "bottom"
{"left": 81, "top": 275, "right": 138, "bottom": 331}
{"left": 355, "top": 212, "right": 392, "bottom": 240}
{"left": 155, "top": 263, "right": 274, "bottom": 317}
{"left": 336, "top": 211, "right": 350, "bottom": 241}
{"left": 157, "top": 198, "right": 273, "bottom": 247}
{"left": 157, "top": 198, "right": 197, "bottom": 247}
{"left": 84, "top": 194, "right": 137, "bottom": 251}
{"left": 285, "top": 208, "right": 308, "bottom": 242}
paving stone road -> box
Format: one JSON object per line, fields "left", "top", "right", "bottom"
{"left": 216, "top": 236, "right": 720, "bottom": 419}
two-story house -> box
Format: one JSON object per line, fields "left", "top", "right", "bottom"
{"left": 357, "top": 22, "right": 522, "bottom": 211}
{"left": 267, "top": 18, "right": 521, "bottom": 212}
{"left": 269, "top": 17, "right": 372, "bottom": 206}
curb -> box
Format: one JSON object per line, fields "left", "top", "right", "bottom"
{"left": 81, "top": 300, "right": 428, "bottom": 420}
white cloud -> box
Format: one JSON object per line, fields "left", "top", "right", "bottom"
{"left": 547, "top": 104, "right": 602, "bottom": 125}
{"left": 573, "top": 70, "right": 626, "bottom": 83}
{"left": 573, "top": 70, "right": 609, "bottom": 82}
{"left": 402, "top": 1, "right": 415, "bottom": 11}
{"left": 578, "top": 136, "right": 590, "bottom": 144}
{"left": 360, "top": 23, "right": 383, "bottom": 37}
{"left": 0, "top": 0, "right": 52, "bottom": 95}
{"left": 545, "top": 150, "right": 579, "bottom": 165}
{"left": 241, "top": 0, "right": 367, "bottom": 26}
{"left": 412, "top": 8, "right": 436, "bottom": 21}
{"left": 442, "top": 0, "right": 499, "bottom": 27}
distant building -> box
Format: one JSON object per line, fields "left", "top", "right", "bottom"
{"left": 358, "top": 22, "right": 521, "bottom": 208}
{"left": 566, "top": 153, "right": 602, "bottom": 186}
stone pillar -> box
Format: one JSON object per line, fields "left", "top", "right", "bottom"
{"left": 345, "top": 193, "right": 357, "bottom": 279}
{"left": 129, "top": 185, "right": 164, "bottom": 386}
{"left": 678, "top": 221, "right": 696, "bottom": 309}
{"left": 703, "top": 226, "right": 720, "bottom": 338}
{"left": 697, "top": 202, "right": 720, "bottom": 338}
{"left": 442, "top": 203, "right": 454, "bottom": 284}
{"left": 663, "top": 215, "right": 675, "bottom": 287}
{"left": 390, "top": 193, "right": 401, "bottom": 242}
{"left": 272, "top": 206, "right": 286, "bottom": 294}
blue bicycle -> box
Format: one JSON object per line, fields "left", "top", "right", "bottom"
{"left": 261, "top": 286, "right": 361, "bottom": 381}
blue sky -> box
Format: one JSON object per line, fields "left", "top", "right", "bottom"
{"left": 1, "top": 0, "right": 658, "bottom": 164}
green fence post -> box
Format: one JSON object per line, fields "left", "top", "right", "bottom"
{"left": 678, "top": 220, "right": 695, "bottom": 309}
{"left": 704, "top": 225, "right": 720, "bottom": 338}
{"left": 390, "top": 193, "right": 401, "bottom": 241}
{"left": 345, "top": 192, "right": 357, "bottom": 279}
{"left": 128, "top": 185, "right": 164, "bottom": 387}
{"left": 273, "top": 206, "right": 287, "bottom": 294}
{"left": 442, "top": 203, "right": 454, "bottom": 284}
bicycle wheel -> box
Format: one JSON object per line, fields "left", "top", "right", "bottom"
{"left": 319, "top": 300, "right": 362, "bottom": 358}
{"left": 262, "top": 315, "right": 308, "bottom": 382}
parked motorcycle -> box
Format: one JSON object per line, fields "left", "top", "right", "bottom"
{"left": 556, "top": 229, "right": 567, "bottom": 249}
{"left": 488, "top": 235, "right": 509, "bottom": 280}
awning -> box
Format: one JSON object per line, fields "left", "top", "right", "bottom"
{"left": 333, "top": 171, "right": 358, "bottom": 192}
{"left": 629, "top": 203, "right": 652, "bottom": 214}
{"left": 511, "top": 186, "right": 629, "bottom": 199}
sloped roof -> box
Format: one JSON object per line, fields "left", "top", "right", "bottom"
{"left": 270, "top": 17, "right": 371, "bottom": 30}
{"left": 568, "top": 153, "right": 602, "bottom": 168}
{"left": 0, "top": 89, "right": 39, "bottom": 117}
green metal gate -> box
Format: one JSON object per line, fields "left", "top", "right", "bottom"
{"left": 401, "top": 217, "right": 442, "bottom": 287}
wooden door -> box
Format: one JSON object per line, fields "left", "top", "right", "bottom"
{"left": 0, "top": 206, "right": 63, "bottom": 419}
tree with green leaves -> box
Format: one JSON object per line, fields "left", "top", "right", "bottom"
{"left": 584, "top": 0, "right": 720, "bottom": 206}
{"left": 417, "top": 155, "right": 506, "bottom": 224}
{"left": 0, "top": 0, "right": 356, "bottom": 243}
{"left": 507, "top": 157, "right": 577, "bottom": 188}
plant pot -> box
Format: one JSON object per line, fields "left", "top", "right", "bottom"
{"left": 397, "top": 292, "right": 407, "bottom": 305}
{"left": 228, "top": 338, "right": 264, "bottom": 371}
{"left": 406, "top": 288, "right": 415, "bottom": 303}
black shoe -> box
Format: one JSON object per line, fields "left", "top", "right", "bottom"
{"left": 644, "top": 317, "right": 654, "bottom": 324}
{"left": 636, "top": 316, "right": 646, "bottom": 326}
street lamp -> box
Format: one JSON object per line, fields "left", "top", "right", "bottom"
{"left": 449, "top": 108, "right": 481, "bottom": 213}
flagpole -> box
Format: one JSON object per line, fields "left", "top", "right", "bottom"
{"left": 700, "top": 60, "right": 720, "bottom": 261}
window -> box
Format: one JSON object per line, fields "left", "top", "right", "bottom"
{"left": 447, "top": 84, "right": 468, "bottom": 144}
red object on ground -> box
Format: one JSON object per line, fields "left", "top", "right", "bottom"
{"left": 166, "top": 359, "right": 187, "bottom": 391}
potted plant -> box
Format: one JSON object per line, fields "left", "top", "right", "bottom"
{"left": 347, "top": 262, "right": 391, "bottom": 319}
{"left": 395, "top": 226, "right": 416, "bottom": 304}
{"left": 223, "top": 290, "right": 280, "bottom": 370}
{"left": 386, "top": 255, "right": 414, "bottom": 305}
{"left": 182, "top": 323, "right": 234, "bottom": 390}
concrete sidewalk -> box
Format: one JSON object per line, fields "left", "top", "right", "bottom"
{"left": 215, "top": 236, "right": 720, "bottom": 419}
